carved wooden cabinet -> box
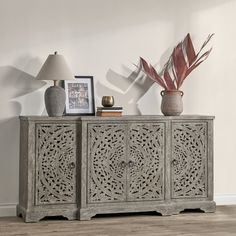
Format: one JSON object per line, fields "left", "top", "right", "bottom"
{"left": 17, "top": 117, "right": 79, "bottom": 222}
{"left": 17, "top": 116, "right": 215, "bottom": 222}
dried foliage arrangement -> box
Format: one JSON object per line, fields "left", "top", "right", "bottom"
{"left": 140, "top": 33, "right": 214, "bottom": 91}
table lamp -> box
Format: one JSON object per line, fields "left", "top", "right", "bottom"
{"left": 36, "top": 52, "right": 74, "bottom": 117}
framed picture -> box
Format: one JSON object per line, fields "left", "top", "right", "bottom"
{"left": 64, "top": 76, "right": 95, "bottom": 115}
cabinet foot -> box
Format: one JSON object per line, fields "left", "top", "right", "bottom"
{"left": 79, "top": 209, "right": 96, "bottom": 221}
{"left": 155, "top": 201, "right": 216, "bottom": 216}
{"left": 17, "top": 205, "right": 77, "bottom": 222}
{"left": 157, "top": 207, "right": 173, "bottom": 216}
{"left": 170, "top": 201, "right": 216, "bottom": 215}
{"left": 200, "top": 201, "right": 216, "bottom": 213}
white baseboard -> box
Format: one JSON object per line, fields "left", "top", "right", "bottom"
{"left": 215, "top": 194, "right": 236, "bottom": 205}
{"left": 0, "top": 203, "right": 17, "bottom": 217}
{"left": 0, "top": 196, "right": 236, "bottom": 217}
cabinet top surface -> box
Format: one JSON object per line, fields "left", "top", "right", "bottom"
{"left": 19, "top": 115, "right": 215, "bottom": 121}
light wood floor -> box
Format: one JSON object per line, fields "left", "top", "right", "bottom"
{"left": 1, "top": 206, "right": 236, "bottom": 236}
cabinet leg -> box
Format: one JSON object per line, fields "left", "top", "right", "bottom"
{"left": 200, "top": 201, "right": 216, "bottom": 213}
{"left": 78, "top": 209, "right": 96, "bottom": 221}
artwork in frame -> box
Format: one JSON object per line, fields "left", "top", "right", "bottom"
{"left": 64, "top": 76, "right": 95, "bottom": 115}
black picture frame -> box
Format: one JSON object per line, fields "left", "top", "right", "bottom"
{"left": 64, "top": 76, "right": 95, "bottom": 116}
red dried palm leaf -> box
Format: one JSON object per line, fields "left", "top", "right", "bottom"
{"left": 196, "top": 34, "right": 214, "bottom": 58}
{"left": 172, "top": 42, "right": 188, "bottom": 89}
{"left": 140, "top": 57, "right": 153, "bottom": 77}
{"left": 171, "top": 33, "right": 213, "bottom": 89}
{"left": 163, "top": 66, "right": 176, "bottom": 90}
{"left": 150, "top": 65, "right": 167, "bottom": 90}
{"left": 138, "top": 33, "right": 213, "bottom": 91}
{"left": 183, "top": 33, "right": 197, "bottom": 66}
{"left": 185, "top": 47, "right": 213, "bottom": 78}
{"left": 140, "top": 57, "right": 167, "bottom": 90}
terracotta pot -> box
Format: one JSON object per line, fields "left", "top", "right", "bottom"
{"left": 160, "top": 90, "right": 184, "bottom": 116}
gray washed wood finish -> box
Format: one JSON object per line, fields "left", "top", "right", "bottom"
{"left": 17, "top": 115, "right": 216, "bottom": 222}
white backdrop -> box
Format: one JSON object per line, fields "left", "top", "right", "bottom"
{"left": 0, "top": 0, "right": 235, "bottom": 216}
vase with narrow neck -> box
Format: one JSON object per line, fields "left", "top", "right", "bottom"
{"left": 160, "top": 90, "right": 183, "bottom": 116}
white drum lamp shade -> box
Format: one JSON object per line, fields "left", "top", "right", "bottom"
{"left": 36, "top": 52, "right": 74, "bottom": 117}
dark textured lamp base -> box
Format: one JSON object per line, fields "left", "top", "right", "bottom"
{"left": 44, "top": 86, "right": 66, "bottom": 117}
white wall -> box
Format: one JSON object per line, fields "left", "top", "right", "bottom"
{"left": 0, "top": 0, "right": 235, "bottom": 216}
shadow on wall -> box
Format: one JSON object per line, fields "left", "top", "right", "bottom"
{"left": 0, "top": 65, "right": 46, "bottom": 202}
{"left": 0, "top": 66, "right": 46, "bottom": 99}
{"left": 0, "top": 63, "right": 46, "bottom": 123}
{"left": 96, "top": 65, "right": 155, "bottom": 115}
{"left": 0, "top": 65, "right": 46, "bottom": 115}
{"left": 96, "top": 47, "right": 174, "bottom": 115}
{"left": 0, "top": 116, "right": 21, "bottom": 202}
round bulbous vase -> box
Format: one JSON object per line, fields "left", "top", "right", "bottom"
{"left": 160, "top": 90, "right": 184, "bottom": 116}
{"left": 45, "top": 85, "right": 66, "bottom": 117}
{"left": 102, "top": 96, "right": 114, "bottom": 107}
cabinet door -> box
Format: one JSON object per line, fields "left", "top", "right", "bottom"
{"left": 127, "top": 123, "right": 165, "bottom": 201}
{"left": 87, "top": 124, "right": 127, "bottom": 203}
{"left": 35, "top": 124, "right": 77, "bottom": 205}
{"left": 171, "top": 122, "right": 207, "bottom": 199}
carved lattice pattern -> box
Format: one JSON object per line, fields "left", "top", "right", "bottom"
{"left": 171, "top": 122, "right": 207, "bottom": 198}
{"left": 88, "top": 124, "right": 126, "bottom": 203}
{"left": 127, "top": 123, "right": 165, "bottom": 201}
{"left": 36, "top": 124, "right": 76, "bottom": 205}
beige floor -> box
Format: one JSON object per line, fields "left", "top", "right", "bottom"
{"left": 0, "top": 206, "right": 236, "bottom": 236}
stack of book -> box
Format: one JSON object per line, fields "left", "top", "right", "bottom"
{"left": 96, "top": 107, "right": 123, "bottom": 117}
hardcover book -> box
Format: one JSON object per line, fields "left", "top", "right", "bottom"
{"left": 96, "top": 111, "right": 122, "bottom": 117}
{"left": 97, "top": 107, "right": 123, "bottom": 111}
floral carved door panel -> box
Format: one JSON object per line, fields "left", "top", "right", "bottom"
{"left": 127, "top": 123, "right": 165, "bottom": 201}
{"left": 35, "top": 124, "right": 77, "bottom": 205}
{"left": 87, "top": 124, "right": 127, "bottom": 203}
{"left": 171, "top": 122, "right": 208, "bottom": 199}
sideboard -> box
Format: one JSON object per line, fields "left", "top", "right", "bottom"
{"left": 17, "top": 115, "right": 216, "bottom": 222}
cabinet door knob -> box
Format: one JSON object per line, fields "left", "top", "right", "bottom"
{"left": 68, "top": 162, "right": 76, "bottom": 170}
{"left": 119, "top": 161, "right": 127, "bottom": 169}
{"left": 172, "top": 159, "right": 178, "bottom": 166}
{"left": 128, "top": 160, "right": 135, "bottom": 168}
